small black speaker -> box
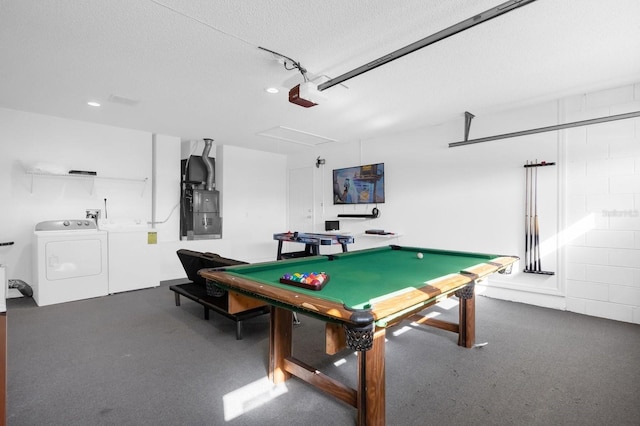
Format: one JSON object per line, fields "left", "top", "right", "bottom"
{"left": 325, "top": 220, "right": 340, "bottom": 231}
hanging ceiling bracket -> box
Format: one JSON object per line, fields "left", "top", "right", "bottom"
{"left": 464, "top": 111, "right": 475, "bottom": 141}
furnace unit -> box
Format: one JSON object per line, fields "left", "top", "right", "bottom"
{"left": 180, "top": 139, "right": 222, "bottom": 240}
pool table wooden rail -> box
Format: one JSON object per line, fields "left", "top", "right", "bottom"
{"left": 201, "top": 268, "right": 358, "bottom": 322}
{"left": 199, "top": 255, "right": 517, "bottom": 327}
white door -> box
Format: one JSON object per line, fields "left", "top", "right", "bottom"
{"left": 288, "top": 167, "right": 314, "bottom": 232}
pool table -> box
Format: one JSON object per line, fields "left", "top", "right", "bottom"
{"left": 199, "top": 245, "right": 518, "bottom": 426}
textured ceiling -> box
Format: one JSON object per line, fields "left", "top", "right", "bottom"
{"left": 1, "top": 0, "right": 639, "bottom": 154}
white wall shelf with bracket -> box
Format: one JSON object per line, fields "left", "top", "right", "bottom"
{"left": 361, "top": 232, "right": 402, "bottom": 238}
{"left": 25, "top": 171, "right": 148, "bottom": 196}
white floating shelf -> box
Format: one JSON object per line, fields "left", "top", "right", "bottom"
{"left": 25, "top": 171, "right": 148, "bottom": 195}
{"left": 361, "top": 232, "right": 402, "bottom": 238}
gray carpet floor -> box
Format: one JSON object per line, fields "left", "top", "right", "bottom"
{"left": 6, "top": 282, "right": 640, "bottom": 426}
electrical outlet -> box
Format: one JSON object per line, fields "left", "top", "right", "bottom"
{"left": 86, "top": 209, "right": 101, "bottom": 220}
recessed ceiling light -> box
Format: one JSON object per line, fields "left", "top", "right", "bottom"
{"left": 87, "top": 101, "right": 101, "bottom": 107}
{"left": 265, "top": 87, "right": 279, "bottom": 94}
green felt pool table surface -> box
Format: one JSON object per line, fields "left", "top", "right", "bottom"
{"left": 202, "top": 245, "right": 517, "bottom": 325}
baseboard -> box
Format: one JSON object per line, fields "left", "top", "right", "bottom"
{"left": 160, "top": 278, "right": 190, "bottom": 286}
{"left": 477, "top": 284, "right": 566, "bottom": 311}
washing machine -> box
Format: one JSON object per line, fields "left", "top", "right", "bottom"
{"left": 33, "top": 219, "right": 108, "bottom": 306}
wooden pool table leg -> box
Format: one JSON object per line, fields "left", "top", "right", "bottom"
{"left": 458, "top": 289, "right": 476, "bottom": 348}
{"left": 357, "top": 327, "right": 386, "bottom": 426}
{"left": 269, "top": 306, "right": 293, "bottom": 383}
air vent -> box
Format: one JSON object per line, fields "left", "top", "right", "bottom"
{"left": 108, "top": 94, "right": 140, "bottom": 106}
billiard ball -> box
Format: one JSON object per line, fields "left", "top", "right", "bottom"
{"left": 416, "top": 252, "right": 423, "bottom": 259}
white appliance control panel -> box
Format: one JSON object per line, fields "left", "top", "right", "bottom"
{"left": 35, "top": 219, "right": 97, "bottom": 231}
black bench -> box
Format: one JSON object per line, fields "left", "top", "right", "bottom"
{"left": 170, "top": 249, "right": 269, "bottom": 339}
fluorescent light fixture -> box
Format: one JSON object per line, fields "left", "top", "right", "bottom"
{"left": 265, "top": 87, "right": 279, "bottom": 94}
{"left": 87, "top": 101, "right": 101, "bottom": 107}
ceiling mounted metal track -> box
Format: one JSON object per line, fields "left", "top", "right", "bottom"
{"left": 317, "top": 0, "right": 538, "bottom": 92}
{"left": 449, "top": 111, "right": 640, "bottom": 147}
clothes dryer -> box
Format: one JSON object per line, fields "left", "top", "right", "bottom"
{"left": 33, "top": 219, "right": 108, "bottom": 306}
{"left": 99, "top": 219, "right": 159, "bottom": 293}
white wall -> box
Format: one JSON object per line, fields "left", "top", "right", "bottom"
{"left": 217, "top": 145, "right": 287, "bottom": 262}
{"left": 126, "top": 139, "right": 288, "bottom": 279}
{"left": 0, "top": 108, "right": 154, "bottom": 286}
{"left": 0, "top": 108, "right": 287, "bottom": 286}
{"left": 289, "top": 82, "right": 640, "bottom": 324}
{"left": 563, "top": 86, "right": 640, "bottom": 323}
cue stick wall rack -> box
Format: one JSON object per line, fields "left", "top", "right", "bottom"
{"left": 524, "top": 160, "right": 555, "bottom": 275}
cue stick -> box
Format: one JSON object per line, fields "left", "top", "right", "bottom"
{"left": 534, "top": 163, "right": 541, "bottom": 271}
{"left": 528, "top": 162, "right": 534, "bottom": 271}
{"left": 524, "top": 161, "right": 530, "bottom": 270}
